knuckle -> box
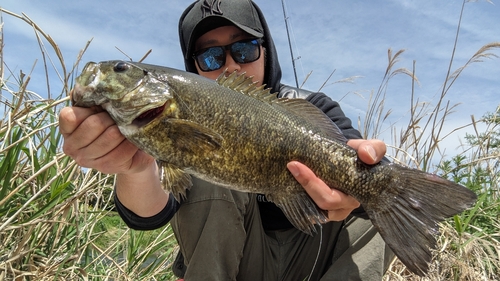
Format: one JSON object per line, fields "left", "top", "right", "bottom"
{"left": 316, "top": 196, "right": 336, "bottom": 210}
{"left": 106, "top": 125, "right": 124, "bottom": 140}
{"left": 59, "top": 107, "right": 74, "bottom": 120}
{"left": 61, "top": 143, "right": 74, "bottom": 157}
{"left": 82, "top": 112, "right": 112, "bottom": 132}
{"left": 62, "top": 140, "right": 79, "bottom": 159}
{"left": 328, "top": 209, "right": 349, "bottom": 222}
{"left": 85, "top": 114, "right": 105, "bottom": 130}
{"left": 298, "top": 177, "right": 311, "bottom": 188}
{"left": 58, "top": 108, "right": 77, "bottom": 134}
{"left": 73, "top": 154, "right": 90, "bottom": 168}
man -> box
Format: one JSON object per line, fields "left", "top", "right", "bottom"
{"left": 59, "top": 0, "right": 392, "bottom": 280}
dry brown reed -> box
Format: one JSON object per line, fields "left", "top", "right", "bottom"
{"left": 1, "top": 2, "right": 499, "bottom": 280}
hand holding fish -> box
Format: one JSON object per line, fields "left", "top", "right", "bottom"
{"left": 59, "top": 106, "right": 168, "bottom": 217}
{"left": 59, "top": 106, "right": 155, "bottom": 175}
{"left": 288, "top": 139, "right": 386, "bottom": 221}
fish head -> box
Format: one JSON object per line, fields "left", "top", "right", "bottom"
{"left": 71, "top": 60, "right": 174, "bottom": 131}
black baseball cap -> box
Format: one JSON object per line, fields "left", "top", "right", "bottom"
{"left": 180, "top": 0, "right": 264, "bottom": 60}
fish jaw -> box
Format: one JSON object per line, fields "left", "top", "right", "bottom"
{"left": 71, "top": 61, "right": 173, "bottom": 128}
{"left": 117, "top": 99, "right": 172, "bottom": 137}
{"left": 71, "top": 62, "right": 109, "bottom": 107}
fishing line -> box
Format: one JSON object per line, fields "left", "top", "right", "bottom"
{"left": 285, "top": 2, "right": 305, "bottom": 82}
{"left": 306, "top": 224, "right": 323, "bottom": 281}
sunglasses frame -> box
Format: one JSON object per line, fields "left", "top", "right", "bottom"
{"left": 192, "top": 38, "right": 264, "bottom": 72}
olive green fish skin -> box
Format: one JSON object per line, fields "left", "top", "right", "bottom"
{"left": 116, "top": 66, "right": 387, "bottom": 202}
{"left": 71, "top": 61, "right": 477, "bottom": 276}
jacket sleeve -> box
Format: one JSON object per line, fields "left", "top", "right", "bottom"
{"left": 114, "top": 191, "right": 179, "bottom": 230}
{"left": 278, "top": 85, "right": 362, "bottom": 139}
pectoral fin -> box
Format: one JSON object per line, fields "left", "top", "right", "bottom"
{"left": 166, "top": 119, "right": 224, "bottom": 153}
{"left": 158, "top": 161, "right": 192, "bottom": 202}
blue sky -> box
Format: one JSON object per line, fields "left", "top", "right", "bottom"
{"left": 2, "top": 0, "right": 499, "bottom": 164}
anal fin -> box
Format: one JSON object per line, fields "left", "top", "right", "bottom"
{"left": 270, "top": 192, "right": 329, "bottom": 236}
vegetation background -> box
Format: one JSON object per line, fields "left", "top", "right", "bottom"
{"left": 0, "top": 2, "right": 499, "bottom": 281}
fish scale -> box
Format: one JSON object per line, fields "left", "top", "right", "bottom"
{"left": 71, "top": 60, "right": 477, "bottom": 276}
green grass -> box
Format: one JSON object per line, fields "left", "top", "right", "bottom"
{"left": 0, "top": 9, "right": 178, "bottom": 281}
{"left": 1, "top": 3, "right": 499, "bottom": 281}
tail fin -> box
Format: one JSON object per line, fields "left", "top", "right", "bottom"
{"left": 365, "top": 164, "right": 477, "bottom": 276}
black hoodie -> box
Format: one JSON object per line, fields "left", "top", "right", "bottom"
{"left": 115, "top": 0, "right": 366, "bottom": 231}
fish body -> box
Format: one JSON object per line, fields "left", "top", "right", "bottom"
{"left": 71, "top": 60, "right": 477, "bottom": 276}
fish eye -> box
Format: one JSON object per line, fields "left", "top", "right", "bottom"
{"left": 113, "top": 62, "right": 130, "bottom": 73}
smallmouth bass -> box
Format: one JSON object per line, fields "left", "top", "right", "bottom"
{"left": 71, "top": 60, "right": 477, "bottom": 276}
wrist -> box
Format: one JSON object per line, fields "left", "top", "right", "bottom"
{"left": 115, "top": 161, "right": 169, "bottom": 217}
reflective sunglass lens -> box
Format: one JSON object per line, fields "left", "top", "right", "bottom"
{"left": 231, "top": 40, "right": 259, "bottom": 63}
{"left": 198, "top": 47, "right": 224, "bottom": 71}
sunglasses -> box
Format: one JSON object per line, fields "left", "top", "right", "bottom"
{"left": 193, "top": 38, "right": 264, "bottom": 72}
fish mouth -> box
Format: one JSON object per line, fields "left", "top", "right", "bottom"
{"left": 132, "top": 102, "right": 167, "bottom": 127}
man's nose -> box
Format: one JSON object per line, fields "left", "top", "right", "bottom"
{"left": 223, "top": 52, "right": 241, "bottom": 73}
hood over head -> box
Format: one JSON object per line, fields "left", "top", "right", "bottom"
{"left": 179, "top": 0, "right": 282, "bottom": 93}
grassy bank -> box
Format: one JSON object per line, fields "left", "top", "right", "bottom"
{"left": 0, "top": 9, "right": 178, "bottom": 281}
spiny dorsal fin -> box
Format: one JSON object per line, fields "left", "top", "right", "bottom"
{"left": 216, "top": 70, "right": 347, "bottom": 143}
{"left": 216, "top": 70, "right": 272, "bottom": 99}
{"left": 276, "top": 98, "right": 348, "bottom": 143}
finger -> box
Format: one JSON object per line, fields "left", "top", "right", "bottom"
{"left": 99, "top": 143, "right": 155, "bottom": 174}
{"left": 77, "top": 124, "right": 126, "bottom": 160}
{"left": 83, "top": 139, "right": 140, "bottom": 174}
{"left": 287, "top": 161, "right": 330, "bottom": 195}
{"left": 324, "top": 188, "right": 361, "bottom": 216}
{"left": 59, "top": 106, "right": 104, "bottom": 136}
{"left": 287, "top": 161, "right": 343, "bottom": 210}
{"left": 327, "top": 207, "right": 354, "bottom": 222}
{"left": 347, "top": 139, "right": 386, "bottom": 165}
{"left": 288, "top": 161, "right": 360, "bottom": 219}
{"left": 62, "top": 111, "right": 117, "bottom": 156}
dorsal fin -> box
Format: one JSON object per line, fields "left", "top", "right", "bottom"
{"left": 276, "top": 98, "right": 348, "bottom": 143}
{"left": 216, "top": 70, "right": 272, "bottom": 99}
{"left": 216, "top": 71, "right": 347, "bottom": 143}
